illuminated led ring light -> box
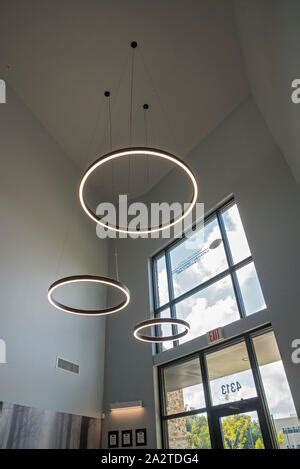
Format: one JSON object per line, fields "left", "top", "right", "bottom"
{"left": 133, "top": 318, "right": 190, "bottom": 343}
{"left": 48, "top": 275, "right": 130, "bottom": 316}
{"left": 79, "top": 147, "right": 198, "bottom": 235}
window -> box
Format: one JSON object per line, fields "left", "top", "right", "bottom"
{"left": 175, "top": 275, "right": 239, "bottom": 344}
{"left": 161, "top": 356, "right": 211, "bottom": 449}
{"left": 163, "top": 358, "right": 205, "bottom": 415}
{"left": 152, "top": 200, "right": 266, "bottom": 352}
{"left": 252, "top": 330, "right": 300, "bottom": 449}
{"left": 166, "top": 413, "right": 211, "bottom": 449}
{"left": 206, "top": 340, "right": 257, "bottom": 406}
{"left": 159, "top": 328, "right": 299, "bottom": 449}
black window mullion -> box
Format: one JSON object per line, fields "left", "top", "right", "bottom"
{"left": 199, "top": 351, "right": 217, "bottom": 449}
{"left": 231, "top": 269, "right": 246, "bottom": 317}
{"left": 152, "top": 259, "right": 162, "bottom": 354}
{"left": 216, "top": 209, "right": 247, "bottom": 318}
{"left": 162, "top": 406, "right": 208, "bottom": 421}
{"left": 165, "top": 249, "right": 175, "bottom": 305}
{"left": 152, "top": 255, "right": 160, "bottom": 309}
{"left": 165, "top": 249, "right": 179, "bottom": 347}
{"left": 158, "top": 365, "right": 169, "bottom": 448}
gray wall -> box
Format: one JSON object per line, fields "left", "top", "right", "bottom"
{"left": 234, "top": 0, "right": 300, "bottom": 183}
{"left": 0, "top": 88, "right": 109, "bottom": 418}
{"left": 101, "top": 98, "right": 300, "bottom": 448}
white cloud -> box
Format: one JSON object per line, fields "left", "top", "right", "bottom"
{"left": 259, "top": 361, "right": 297, "bottom": 418}
{"left": 223, "top": 204, "right": 251, "bottom": 264}
{"left": 178, "top": 292, "right": 239, "bottom": 343}
{"left": 157, "top": 268, "right": 169, "bottom": 305}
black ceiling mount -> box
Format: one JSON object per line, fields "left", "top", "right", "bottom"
{"left": 143, "top": 104, "right": 149, "bottom": 109}
{"left": 104, "top": 91, "right": 110, "bottom": 97}
{"left": 131, "top": 41, "right": 138, "bottom": 48}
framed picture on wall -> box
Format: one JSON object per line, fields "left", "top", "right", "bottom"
{"left": 135, "top": 428, "right": 147, "bottom": 446}
{"left": 121, "top": 429, "right": 132, "bottom": 447}
{"left": 108, "top": 430, "right": 119, "bottom": 448}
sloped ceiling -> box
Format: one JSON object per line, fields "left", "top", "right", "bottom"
{"left": 235, "top": 0, "right": 300, "bottom": 184}
{"left": 0, "top": 0, "right": 249, "bottom": 199}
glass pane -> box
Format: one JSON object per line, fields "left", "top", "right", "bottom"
{"left": 236, "top": 262, "right": 266, "bottom": 315}
{"left": 164, "top": 358, "right": 205, "bottom": 415}
{"left": 157, "top": 308, "right": 174, "bottom": 352}
{"left": 222, "top": 203, "right": 251, "bottom": 264}
{"left": 206, "top": 340, "right": 257, "bottom": 406}
{"left": 167, "top": 413, "right": 211, "bottom": 449}
{"left": 155, "top": 255, "right": 169, "bottom": 307}
{"left": 175, "top": 275, "right": 240, "bottom": 344}
{"left": 170, "top": 216, "right": 228, "bottom": 298}
{"left": 253, "top": 331, "right": 300, "bottom": 449}
{"left": 220, "top": 411, "right": 264, "bottom": 449}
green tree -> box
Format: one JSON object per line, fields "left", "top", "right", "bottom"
{"left": 186, "top": 415, "right": 211, "bottom": 449}
{"left": 222, "top": 414, "right": 251, "bottom": 449}
{"left": 186, "top": 413, "right": 265, "bottom": 449}
{"left": 244, "top": 419, "right": 264, "bottom": 448}
{"left": 222, "top": 414, "right": 265, "bottom": 449}
{"left": 255, "top": 438, "right": 264, "bottom": 449}
{"left": 278, "top": 431, "right": 285, "bottom": 447}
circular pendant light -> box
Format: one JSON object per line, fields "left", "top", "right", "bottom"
{"left": 48, "top": 275, "right": 130, "bottom": 316}
{"left": 79, "top": 146, "right": 198, "bottom": 235}
{"left": 133, "top": 318, "right": 190, "bottom": 343}
{"left": 47, "top": 91, "right": 130, "bottom": 317}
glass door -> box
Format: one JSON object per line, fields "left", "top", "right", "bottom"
{"left": 159, "top": 328, "right": 297, "bottom": 449}
{"left": 204, "top": 338, "right": 274, "bottom": 448}
{"left": 211, "top": 399, "right": 272, "bottom": 449}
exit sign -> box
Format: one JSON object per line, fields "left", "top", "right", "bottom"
{"left": 207, "top": 327, "right": 224, "bottom": 344}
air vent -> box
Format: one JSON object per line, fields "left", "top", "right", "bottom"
{"left": 56, "top": 357, "right": 79, "bottom": 374}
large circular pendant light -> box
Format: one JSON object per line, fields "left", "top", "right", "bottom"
{"left": 79, "top": 146, "right": 198, "bottom": 235}
{"left": 133, "top": 318, "right": 190, "bottom": 343}
{"left": 48, "top": 275, "right": 130, "bottom": 316}
{"left": 79, "top": 41, "right": 198, "bottom": 235}
{"left": 47, "top": 91, "right": 130, "bottom": 316}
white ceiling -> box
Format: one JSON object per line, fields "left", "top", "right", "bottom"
{"left": 0, "top": 0, "right": 249, "bottom": 199}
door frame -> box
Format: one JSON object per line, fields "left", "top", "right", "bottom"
{"left": 158, "top": 325, "right": 278, "bottom": 449}
{"left": 209, "top": 397, "right": 273, "bottom": 449}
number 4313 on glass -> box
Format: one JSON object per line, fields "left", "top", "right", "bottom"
{"left": 221, "top": 381, "right": 242, "bottom": 395}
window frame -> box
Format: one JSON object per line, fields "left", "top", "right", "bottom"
{"left": 158, "top": 324, "right": 278, "bottom": 449}
{"left": 151, "top": 198, "right": 262, "bottom": 353}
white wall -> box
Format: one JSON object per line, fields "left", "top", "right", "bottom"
{"left": 234, "top": 0, "right": 300, "bottom": 183}
{"left": 101, "top": 98, "right": 300, "bottom": 447}
{"left": 0, "top": 88, "right": 109, "bottom": 418}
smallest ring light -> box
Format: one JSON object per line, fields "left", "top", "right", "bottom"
{"left": 133, "top": 318, "right": 190, "bottom": 343}
{"left": 48, "top": 275, "right": 130, "bottom": 316}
